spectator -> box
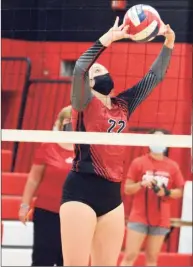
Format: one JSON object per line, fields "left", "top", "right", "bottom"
{"left": 122, "top": 129, "right": 184, "bottom": 266}
{"left": 18, "top": 105, "right": 73, "bottom": 266}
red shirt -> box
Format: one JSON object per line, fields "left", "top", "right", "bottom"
{"left": 71, "top": 96, "right": 129, "bottom": 182}
{"left": 127, "top": 154, "right": 184, "bottom": 227}
{"left": 33, "top": 143, "right": 73, "bottom": 213}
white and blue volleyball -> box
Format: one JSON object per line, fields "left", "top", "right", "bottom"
{"left": 124, "top": 4, "right": 161, "bottom": 42}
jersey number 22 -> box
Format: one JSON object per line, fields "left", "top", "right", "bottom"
{"left": 107, "top": 119, "right": 126, "bottom": 133}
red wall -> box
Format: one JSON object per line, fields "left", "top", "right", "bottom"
{"left": 2, "top": 38, "right": 192, "bottom": 170}
{"left": 2, "top": 38, "right": 192, "bottom": 252}
{"left": 2, "top": 57, "right": 31, "bottom": 150}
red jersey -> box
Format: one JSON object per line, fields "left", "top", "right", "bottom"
{"left": 33, "top": 143, "right": 73, "bottom": 213}
{"left": 127, "top": 154, "right": 184, "bottom": 227}
{"left": 72, "top": 96, "right": 129, "bottom": 182}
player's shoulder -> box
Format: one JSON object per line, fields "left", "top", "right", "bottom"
{"left": 114, "top": 95, "right": 127, "bottom": 105}
{"left": 112, "top": 97, "right": 128, "bottom": 114}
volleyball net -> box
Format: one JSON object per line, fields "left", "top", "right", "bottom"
{"left": 2, "top": 127, "right": 192, "bottom": 175}
{"left": 2, "top": 127, "right": 192, "bottom": 176}
{"left": 2, "top": 129, "right": 192, "bottom": 148}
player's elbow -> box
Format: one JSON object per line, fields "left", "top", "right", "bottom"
{"left": 153, "top": 72, "right": 163, "bottom": 83}
{"left": 124, "top": 179, "right": 135, "bottom": 195}
{"left": 157, "top": 69, "right": 168, "bottom": 82}
{"left": 73, "top": 62, "right": 82, "bottom": 76}
{"left": 150, "top": 68, "right": 165, "bottom": 83}
{"left": 74, "top": 59, "right": 80, "bottom": 69}
{"left": 70, "top": 96, "right": 85, "bottom": 112}
{"left": 74, "top": 59, "right": 87, "bottom": 75}
{"left": 158, "top": 73, "right": 165, "bottom": 82}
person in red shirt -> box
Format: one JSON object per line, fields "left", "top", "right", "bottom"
{"left": 60, "top": 16, "right": 176, "bottom": 266}
{"left": 18, "top": 105, "right": 73, "bottom": 266}
{"left": 121, "top": 129, "right": 184, "bottom": 266}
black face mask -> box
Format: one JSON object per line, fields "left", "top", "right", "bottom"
{"left": 63, "top": 123, "right": 72, "bottom": 131}
{"left": 93, "top": 73, "right": 114, "bottom": 95}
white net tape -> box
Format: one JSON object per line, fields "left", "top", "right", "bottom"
{"left": 2, "top": 129, "right": 192, "bottom": 148}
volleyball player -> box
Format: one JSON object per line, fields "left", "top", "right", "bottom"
{"left": 122, "top": 129, "right": 184, "bottom": 266}
{"left": 19, "top": 106, "right": 73, "bottom": 266}
{"left": 60, "top": 17, "right": 175, "bottom": 266}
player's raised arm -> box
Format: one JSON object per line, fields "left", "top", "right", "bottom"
{"left": 71, "top": 41, "right": 106, "bottom": 111}
{"left": 117, "top": 24, "right": 175, "bottom": 115}
{"left": 71, "top": 17, "right": 130, "bottom": 111}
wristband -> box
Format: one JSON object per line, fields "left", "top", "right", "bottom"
{"left": 20, "top": 203, "right": 30, "bottom": 209}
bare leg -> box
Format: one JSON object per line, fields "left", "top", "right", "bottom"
{"left": 60, "top": 202, "right": 97, "bottom": 266}
{"left": 91, "top": 204, "right": 125, "bottom": 266}
{"left": 145, "top": 235, "right": 165, "bottom": 266}
{"left": 121, "top": 228, "right": 146, "bottom": 266}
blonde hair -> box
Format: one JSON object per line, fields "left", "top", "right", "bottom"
{"left": 54, "top": 105, "right": 72, "bottom": 130}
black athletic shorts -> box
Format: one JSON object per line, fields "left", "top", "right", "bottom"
{"left": 61, "top": 171, "right": 122, "bottom": 217}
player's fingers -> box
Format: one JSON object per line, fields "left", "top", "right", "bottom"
{"left": 128, "top": 34, "right": 135, "bottom": 40}
{"left": 166, "top": 24, "right": 171, "bottom": 33}
{"left": 123, "top": 27, "right": 130, "bottom": 36}
{"left": 157, "top": 28, "right": 165, "bottom": 36}
{"left": 160, "top": 19, "right": 166, "bottom": 27}
{"left": 113, "top": 16, "right": 119, "bottom": 28}
{"left": 124, "top": 33, "right": 131, "bottom": 39}
{"left": 159, "top": 24, "right": 172, "bottom": 36}
{"left": 118, "top": 23, "right": 125, "bottom": 30}
{"left": 19, "top": 215, "right": 27, "bottom": 225}
{"left": 25, "top": 209, "right": 33, "bottom": 222}
{"left": 123, "top": 25, "right": 129, "bottom": 32}
{"left": 157, "top": 21, "right": 167, "bottom": 36}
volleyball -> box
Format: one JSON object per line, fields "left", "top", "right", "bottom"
{"left": 123, "top": 4, "right": 161, "bottom": 42}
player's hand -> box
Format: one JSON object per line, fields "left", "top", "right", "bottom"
{"left": 108, "top": 16, "right": 131, "bottom": 42}
{"left": 158, "top": 21, "right": 175, "bottom": 40}
{"left": 18, "top": 205, "right": 30, "bottom": 225}
{"left": 158, "top": 21, "right": 175, "bottom": 48}
{"left": 141, "top": 180, "right": 153, "bottom": 189}
{"left": 100, "top": 17, "right": 131, "bottom": 47}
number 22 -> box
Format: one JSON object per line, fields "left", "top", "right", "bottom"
{"left": 107, "top": 119, "right": 126, "bottom": 133}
